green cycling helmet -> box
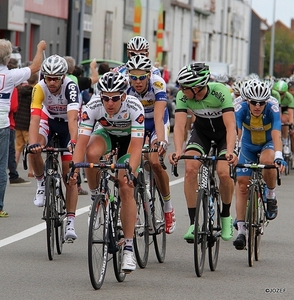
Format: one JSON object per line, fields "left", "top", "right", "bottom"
{"left": 273, "top": 80, "right": 288, "bottom": 93}
{"left": 177, "top": 63, "right": 210, "bottom": 88}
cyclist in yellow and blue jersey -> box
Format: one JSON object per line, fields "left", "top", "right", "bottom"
{"left": 233, "top": 80, "right": 286, "bottom": 250}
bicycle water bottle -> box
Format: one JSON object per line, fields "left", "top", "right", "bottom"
{"left": 209, "top": 196, "right": 214, "bottom": 220}
{"left": 55, "top": 176, "right": 60, "bottom": 196}
{"left": 263, "top": 184, "right": 268, "bottom": 203}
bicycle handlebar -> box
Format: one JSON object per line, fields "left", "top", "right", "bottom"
{"left": 142, "top": 146, "right": 167, "bottom": 170}
{"left": 171, "top": 154, "right": 228, "bottom": 177}
{"left": 234, "top": 163, "right": 281, "bottom": 186}
{"left": 69, "top": 161, "right": 132, "bottom": 173}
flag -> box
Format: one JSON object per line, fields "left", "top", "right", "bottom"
{"left": 155, "top": 2, "right": 164, "bottom": 65}
{"left": 133, "top": 0, "right": 142, "bottom": 35}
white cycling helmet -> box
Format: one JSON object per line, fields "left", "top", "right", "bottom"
{"left": 246, "top": 80, "right": 271, "bottom": 101}
{"left": 127, "top": 36, "right": 149, "bottom": 51}
{"left": 216, "top": 74, "right": 229, "bottom": 83}
{"left": 231, "top": 80, "right": 243, "bottom": 94}
{"left": 41, "top": 55, "right": 68, "bottom": 76}
{"left": 177, "top": 63, "right": 210, "bottom": 88}
{"left": 125, "top": 55, "right": 152, "bottom": 72}
{"left": 98, "top": 72, "right": 128, "bottom": 93}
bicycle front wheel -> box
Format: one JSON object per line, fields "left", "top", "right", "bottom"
{"left": 152, "top": 185, "right": 166, "bottom": 263}
{"left": 88, "top": 195, "right": 109, "bottom": 290}
{"left": 255, "top": 188, "right": 265, "bottom": 261}
{"left": 194, "top": 189, "right": 208, "bottom": 277}
{"left": 133, "top": 185, "right": 149, "bottom": 268}
{"left": 112, "top": 195, "right": 126, "bottom": 282}
{"left": 208, "top": 192, "right": 221, "bottom": 271}
{"left": 247, "top": 185, "right": 258, "bottom": 267}
{"left": 45, "top": 175, "right": 55, "bottom": 261}
{"left": 55, "top": 191, "right": 66, "bottom": 255}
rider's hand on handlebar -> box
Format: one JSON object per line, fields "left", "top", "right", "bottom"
{"left": 225, "top": 152, "right": 238, "bottom": 166}
{"left": 28, "top": 143, "right": 43, "bottom": 154}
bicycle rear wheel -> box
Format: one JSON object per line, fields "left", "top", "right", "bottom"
{"left": 247, "top": 186, "right": 258, "bottom": 267}
{"left": 194, "top": 189, "right": 208, "bottom": 277}
{"left": 133, "top": 185, "right": 149, "bottom": 268}
{"left": 112, "top": 195, "right": 126, "bottom": 282}
{"left": 152, "top": 185, "right": 166, "bottom": 263}
{"left": 45, "top": 175, "right": 55, "bottom": 261}
{"left": 208, "top": 192, "right": 221, "bottom": 271}
{"left": 55, "top": 190, "right": 66, "bottom": 255}
{"left": 88, "top": 195, "right": 109, "bottom": 290}
{"left": 255, "top": 189, "right": 265, "bottom": 261}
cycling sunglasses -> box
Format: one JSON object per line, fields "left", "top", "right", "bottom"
{"left": 101, "top": 95, "right": 122, "bottom": 102}
{"left": 129, "top": 51, "right": 148, "bottom": 57}
{"left": 44, "top": 75, "right": 63, "bottom": 82}
{"left": 248, "top": 100, "right": 266, "bottom": 106}
{"left": 129, "top": 73, "right": 149, "bottom": 81}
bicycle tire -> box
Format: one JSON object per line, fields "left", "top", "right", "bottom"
{"left": 152, "top": 184, "right": 166, "bottom": 263}
{"left": 284, "top": 155, "right": 290, "bottom": 175}
{"left": 112, "top": 195, "right": 126, "bottom": 282}
{"left": 88, "top": 195, "right": 109, "bottom": 290}
{"left": 133, "top": 185, "right": 149, "bottom": 268}
{"left": 194, "top": 189, "right": 208, "bottom": 277}
{"left": 208, "top": 191, "right": 221, "bottom": 271}
{"left": 45, "top": 175, "right": 55, "bottom": 261}
{"left": 254, "top": 187, "right": 265, "bottom": 261}
{"left": 247, "top": 185, "right": 258, "bottom": 267}
{"left": 55, "top": 188, "right": 66, "bottom": 255}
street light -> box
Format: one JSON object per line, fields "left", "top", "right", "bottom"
{"left": 269, "top": 0, "right": 276, "bottom": 76}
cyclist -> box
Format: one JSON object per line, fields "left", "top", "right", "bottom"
{"left": 233, "top": 80, "right": 286, "bottom": 250}
{"left": 273, "top": 80, "right": 294, "bottom": 156}
{"left": 125, "top": 55, "right": 176, "bottom": 234}
{"left": 28, "top": 55, "right": 80, "bottom": 241}
{"left": 169, "top": 62, "right": 238, "bottom": 242}
{"left": 69, "top": 72, "right": 145, "bottom": 273}
{"left": 114, "top": 35, "right": 161, "bottom": 76}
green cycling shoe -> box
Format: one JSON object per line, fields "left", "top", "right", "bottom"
{"left": 221, "top": 216, "right": 234, "bottom": 241}
{"left": 184, "top": 225, "right": 195, "bottom": 243}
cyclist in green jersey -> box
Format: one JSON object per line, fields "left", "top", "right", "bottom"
{"left": 169, "top": 63, "right": 238, "bottom": 242}
{"left": 273, "top": 80, "right": 294, "bottom": 155}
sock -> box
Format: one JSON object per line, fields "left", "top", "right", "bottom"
{"left": 188, "top": 207, "right": 196, "bottom": 226}
{"left": 67, "top": 212, "right": 75, "bottom": 227}
{"left": 90, "top": 188, "right": 99, "bottom": 201}
{"left": 282, "top": 138, "right": 287, "bottom": 145}
{"left": 36, "top": 175, "right": 45, "bottom": 188}
{"left": 266, "top": 188, "right": 276, "bottom": 199}
{"left": 237, "top": 221, "right": 246, "bottom": 235}
{"left": 163, "top": 194, "right": 172, "bottom": 212}
{"left": 221, "top": 203, "right": 231, "bottom": 218}
{"left": 123, "top": 239, "right": 133, "bottom": 252}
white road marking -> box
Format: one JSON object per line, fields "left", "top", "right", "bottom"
{"left": 0, "top": 177, "right": 184, "bottom": 248}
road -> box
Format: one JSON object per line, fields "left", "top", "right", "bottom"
{"left": 1, "top": 136, "right": 293, "bottom": 300}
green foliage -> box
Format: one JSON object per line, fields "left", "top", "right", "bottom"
{"left": 264, "top": 26, "right": 294, "bottom": 77}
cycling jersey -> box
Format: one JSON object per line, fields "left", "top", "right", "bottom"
{"left": 280, "top": 91, "right": 294, "bottom": 108}
{"left": 176, "top": 82, "right": 234, "bottom": 134}
{"left": 126, "top": 74, "right": 169, "bottom": 133}
{"left": 79, "top": 94, "right": 145, "bottom": 138}
{"left": 31, "top": 77, "right": 80, "bottom": 120}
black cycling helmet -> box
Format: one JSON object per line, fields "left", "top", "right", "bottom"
{"left": 177, "top": 63, "right": 210, "bottom": 88}
{"left": 98, "top": 72, "right": 128, "bottom": 93}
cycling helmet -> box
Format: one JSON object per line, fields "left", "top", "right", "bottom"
{"left": 125, "top": 55, "right": 152, "bottom": 72}
{"left": 41, "top": 55, "right": 68, "bottom": 76}
{"left": 216, "top": 74, "right": 229, "bottom": 83}
{"left": 98, "top": 72, "right": 128, "bottom": 93}
{"left": 231, "top": 80, "right": 243, "bottom": 94}
{"left": 273, "top": 80, "right": 288, "bottom": 93}
{"left": 127, "top": 36, "right": 149, "bottom": 51}
{"left": 240, "top": 79, "right": 255, "bottom": 99}
{"left": 263, "top": 78, "right": 274, "bottom": 89}
{"left": 177, "top": 63, "right": 210, "bottom": 87}
{"left": 245, "top": 80, "right": 271, "bottom": 101}
{"left": 248, "top": 73, "right": 260, "bottom": 80}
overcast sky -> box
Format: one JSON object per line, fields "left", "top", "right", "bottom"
{"left": 251, "top": 0, "right": 294, "bottom": 27}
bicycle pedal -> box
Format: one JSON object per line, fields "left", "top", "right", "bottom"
{"left": 65, "top": 238, "right": 74, "bottom": 243}
{"left": 185, "top": 239, "right": 194, "bottom": 244}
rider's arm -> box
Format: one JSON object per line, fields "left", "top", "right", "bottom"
{"left": 28, "top": 40, "right": 47, "bottom": 74}
{"left": 271, "top": 129, "right": 282, "bottom": 152}
{"left": 154, "top": 101, "right": 166, "bottom": 142}
{"left": 67, "top": 110, "right": 79, "bottom": 143}
{"left": 222, "top": 110, "right": 237, "bottom": 155}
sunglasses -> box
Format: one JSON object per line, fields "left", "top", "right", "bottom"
{"left": 129, "top": 73, "right": 149, "bottom": 81}
{"left": 180, "top": 85, "right": 192, "bottom": 91}
{"left": 101, "top": 95, "right": 122, "bottom": 102}
{"left": 248, "top": 100, "right": 266, "bottom": 106}
{"left": 44, "top": 75, "right": 62, "bottom": 82}
{"left": 129, "top": 51, "right": 148, "bottom": 57}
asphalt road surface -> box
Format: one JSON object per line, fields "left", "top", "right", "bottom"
{"left": 1, "top": 136, "right": 293, "bottom": 300}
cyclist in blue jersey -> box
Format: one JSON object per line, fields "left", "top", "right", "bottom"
{"left": 125, "top": 55, "right": 176, "bottom": 234}
{"left": 233, "top": 80, "right": 286, "bottom": 250}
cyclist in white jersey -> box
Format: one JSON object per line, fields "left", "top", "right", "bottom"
{"left": 125, "top": 55, "right": 176, "bottom": 234}
{"left": 28, "top": 55, "right": 80, "bottom": 240}
{"left": 69, "top": 72, "right": 144, "bottom": 273}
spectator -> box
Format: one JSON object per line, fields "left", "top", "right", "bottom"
{"left": 162, "top": 64, "right": 170, "bottom": 84}
{"left": 7, "top": 58, "right": 30, "bottom": 185}
{"left": 0, "top": 38, "right": 46, "bottom": 217}
{"left": 15, "top": 72, "right": 39, "bottom": 177}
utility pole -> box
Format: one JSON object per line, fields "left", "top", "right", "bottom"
{"left": 78, "top": 0, "right": 85, "bottom": 64}
{"left": 189, "top": 0, "right": 194, "bottom": 62}
{"left": 269, "top": 0, "right": 276, "bottom": 76}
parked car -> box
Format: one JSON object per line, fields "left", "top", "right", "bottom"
{"left": 80, "top": 59, "right": 124, "bottom": 77}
